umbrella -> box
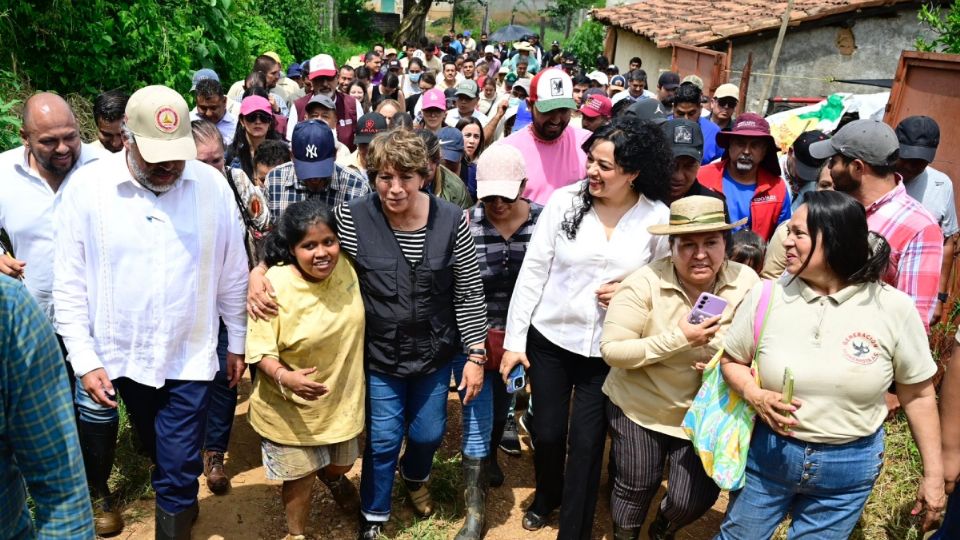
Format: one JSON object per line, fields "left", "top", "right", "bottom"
{"left": 489, "top": 24, "right": 535, "bottom": 43}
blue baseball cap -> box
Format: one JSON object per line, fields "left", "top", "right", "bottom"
{"left": 191, "top": 68, "right": 220, "bottom": 91}
{"left": 292, "top": 120, "right": 336, "bottom": 180}
{"left": 438, "top": 127, "right": 464, "bottom": 162}
{"left": 287, "top": 63, "right": 303, "bottom": 78}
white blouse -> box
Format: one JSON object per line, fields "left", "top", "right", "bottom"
{"left": 504, "top": 181, "right": 670, "bottom": 358}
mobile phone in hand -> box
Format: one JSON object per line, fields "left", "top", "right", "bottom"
{"left": 506, "top": 365, "right": 526, "bottom": 394}
{"left": 688, "top": 292, "right": 728, "bottom": 324}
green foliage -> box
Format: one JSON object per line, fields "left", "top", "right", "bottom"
{"left": 916, "top": 0, "right": 960, "bottom": 53}
{"left": 0, "top": 71, "right": 24, "bottom": 150}
{"left": 564, "top": 19, "right": 606, "bottom": 71}
{"left": 339, "top": 0, "right": 382, "bottom": 43}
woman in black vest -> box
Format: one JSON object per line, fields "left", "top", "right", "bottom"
{"left": 247, "top": 128, "right": 488, "bottom": 540}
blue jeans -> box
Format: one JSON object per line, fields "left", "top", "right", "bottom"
{"left": 452, "top": 353, "right": 493, "bottom": 459}
{"left": 359, "top": 363, "right": 452, "bottom": 522}
{"left": 932, "top": 491, "right": 960, "bottom": 539}
{"left": 717, "top": 422, "right": 884, "bottom": 540}
{"left": 203, "top": 320, "right": 237, "bottom": 453}
{"left": 74, "top": 380, "right": 120, "bottom": 424}
{"left": 114, "top": 378, "right": 212, "bottom": 514}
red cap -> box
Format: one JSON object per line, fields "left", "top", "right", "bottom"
{"left": 580, "top": 94, "right": 612, "bottom": 118}
{"left": 308, "top": 54, "right": 337, "bottom": 80}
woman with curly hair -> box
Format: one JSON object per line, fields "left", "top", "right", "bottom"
{"left": 499, "top": 116, "right": 673, "bottom": 538}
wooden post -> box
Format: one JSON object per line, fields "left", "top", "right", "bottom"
{"left": 739, "top": 52, "right": 752, "bottom": 115}
{"left": 759, "top": 0, "right": 794, "bottom": 115}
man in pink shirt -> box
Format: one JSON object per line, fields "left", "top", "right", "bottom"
{"left": 502, "top": 67, "right": 591, "bottom": 204}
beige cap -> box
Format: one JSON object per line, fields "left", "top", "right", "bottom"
{"left": 713, "top": 83, "right": 740, "bottom": 100}
{"left": 681, "top": 74, "right": 704, "bottom": 90}
{"left": 476, "top": 143, "right": 526, "bottom": 199}
{"left": 263, "top": 51, "right": 281, "bottom": 64}
{"left": 125, "top": 85, "right": 197, "bottom": 163}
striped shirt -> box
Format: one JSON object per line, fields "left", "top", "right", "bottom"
{"left": 264, "top": 161, "right": 371, "bottom": 225}
{"left": 866, "top": 181, "right": 943, "bottom": 330}
{"left": 0, "top": 276, "right": 94, "bottom": 539}
{"left": 335, "top": 202, "right": 488, "bottom": 347}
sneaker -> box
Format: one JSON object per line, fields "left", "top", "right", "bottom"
{"left": 499, "top": 416, "right": 522, "bottom": 456}
{"left": 357, "top": 521, "right": 384, "bottom": 540}
{"left": 518, "top": 411, "right": 536, "bottom": 451}
{"left": 203, "top": 450, "right": 230, "bottom": 495}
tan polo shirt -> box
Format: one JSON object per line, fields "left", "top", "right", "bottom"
{"left": 760, "top": 221, "right": 788, "bottom": 279}
{"left": 725, "top": 277, "right": 936, "bottom": 444}
{"left": 601, "top": 257, "right": 760, "bottom": 439}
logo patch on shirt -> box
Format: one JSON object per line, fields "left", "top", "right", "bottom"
{"left": 155, "top": 107, "right": 180, "bottom": 133}
{"left": 842, "top": 331, "right": 880, "bottom": 365}
{"left": 752, "top": 194, "right": 776, "bottom": 203}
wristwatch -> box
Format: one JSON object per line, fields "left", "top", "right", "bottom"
{"left": 466, "top": 348, "right": 487, "bottom": 366}
{"left": 938, "top": 292, "right": 949, "bottom": 303}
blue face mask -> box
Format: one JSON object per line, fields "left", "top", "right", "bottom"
{"left": 508, "top": 97, "right": 520, "bottom": 108}
{"left": 408, "top": 72, "right": 421, "bottom": 83}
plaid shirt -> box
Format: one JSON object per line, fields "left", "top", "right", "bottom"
{"left": 468, "top": 201, "right": 544, "bottom": 328}
{"left": 0, "top": 276, "right": 94, "bottom": 538}
{"left": 263, "top": 161, "right": 371, "bottom": 225}
{"left": 866, "top": 180, "right": 944, "bottom": 330}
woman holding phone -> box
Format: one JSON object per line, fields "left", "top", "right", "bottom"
{"left": 718, "top": 191, "right": 944, "bottom": 538}
{"left": 599, "top": 195, "right": 758, "bottom": 540}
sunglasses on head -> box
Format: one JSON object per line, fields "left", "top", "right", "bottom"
{"left": 244, "top": 112, "right": 272, "bottom": 124}
{"left": 480, "top": 193, "right": 520, "bottom": 204}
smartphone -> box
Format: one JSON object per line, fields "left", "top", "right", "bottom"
{"left": 506, "top": 365, "right": 526, "bottom": 394}
{"left": 687, "top": 292, "right": 728, "bottom": 324}
{"left": 781, "top": 367, "right": 795, "bottom": 405}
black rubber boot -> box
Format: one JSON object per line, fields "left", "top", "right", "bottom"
{"left": 486, "top": 420, "right": 506, "bottom": 487}
{"left": 78, "top": 419, "right": 124, "bottom": 536}
{"left": 647, "top": 510, "right": 676, "bottom": 540}
{"left": 613, "top": 524, "right": 641, "bottom": 540}
{"left": 155, "top": 501, "right": 198, "bottom": 540}
{"left": 454, "top": 457, "right": 486, "bottom": 540}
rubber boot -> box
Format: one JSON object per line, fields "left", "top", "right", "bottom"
{"left": 613, "top": 524, "right": 641, "bottom": 540}
{"left": 486, "top": 419, "right": 506, "bottom": 488}
{"left": 454, "top": 457, "right": 486, "bottom": 540}
{"left": 647, "top": 510, "right": 676, "bottom": 540}
{"left": 78, "top": 419, "right": 124, "bottom": 536}
{"left": 155, "top": 501, "right": 198, "bottom": 540}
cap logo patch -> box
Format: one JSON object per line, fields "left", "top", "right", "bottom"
{"left": 155, "top": 107, "right": 180, "bottom": 133}
{"left": 305, "top": 144, "right": 318, "bottom": 159}
{"left": 550, "top": 78, "right": 563, "bottom": 96}
{"left": 365, "top": 119, "right": 375, "bottom": 129}
{"left": 674, "top": 125, "right": 693, "bottom": 144}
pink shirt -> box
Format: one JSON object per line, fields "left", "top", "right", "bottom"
{"left": 502, "top": 124, "right": 591, "bottom": 205}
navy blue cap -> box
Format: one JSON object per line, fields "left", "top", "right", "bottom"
{"left": 292, "top": 120, "right": 336, "bottom": 180}
{"left": 287, "top": 63, "right": 303, "bottom": 78}
{"left": 437, "top": 126, "right": 464, "bottom": 162}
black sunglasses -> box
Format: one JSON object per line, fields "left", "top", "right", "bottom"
{"left": 244, "top": 112, "right": 272, "bottom": 124}
{"left": 715, "top": 98, "right": 738, "bottom": 109}
{"left": 481, "top": 194, "right": 520, "bottom": 204}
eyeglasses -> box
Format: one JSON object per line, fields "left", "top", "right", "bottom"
{"left": 244, "top": 112, "right": 272, "bottom": 124}
{"left": 715, "top": 98, "right": 737, "bottom": 109}
{"left": 481, "top": 194, "right": 520, "bottom": 204}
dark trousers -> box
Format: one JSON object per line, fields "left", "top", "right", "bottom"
{"left": 114, "top": 378, "right": 212, "bottom": 514}
{"left": 527, "top": 326, "right": 610, "bottom": 540}
{"left": 608, "top": 402, "right": 720, "bottom": 530}
{"left": 203, "top": 320, "right": 237, "bottom": 453}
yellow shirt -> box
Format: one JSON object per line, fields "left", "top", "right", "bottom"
{"left": 724, "top": 277, "right": 937, "bottom": 444}
{"left": 245, "top": 260, "right": 366, "bottom": 446}
{"left": 601, "top": 257, "right": 759, "bottom": 438}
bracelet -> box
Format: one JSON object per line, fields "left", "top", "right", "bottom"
{"left": 466, "top": 356, "right": 487, "bottom": 366}
{"left": 467, "top": 348, "right": 486, "bottom": 356}
{"left": 275, "top": 368, "right": 289, "bottom": 400}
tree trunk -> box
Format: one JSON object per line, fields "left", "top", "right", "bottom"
{"left": 564, "top": 12, "right": 572, "bottom": 39}
{"left": 395, "top": 0, "right": 431, "bottom": 44}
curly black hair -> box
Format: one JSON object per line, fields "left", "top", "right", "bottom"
{"left": 560, "top": 116, "right": 672, "bottom": 239}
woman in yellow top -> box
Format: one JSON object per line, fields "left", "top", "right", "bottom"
{"left": 600, "top": 196, "right": 759, "bottom": 540}
{"left": 245, "top": 198, "right": 366, "bottom": 540}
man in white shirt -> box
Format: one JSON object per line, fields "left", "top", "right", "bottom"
{"left": 54, "top": 86, "right": 249, "bottom": 539}
{"left": 445, "top": 80, "right": 490, "bottom": 128}
{"left": 0, "top": 92, "right": 123, "bottom": 535}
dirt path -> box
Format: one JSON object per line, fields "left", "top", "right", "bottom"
{"left": 116, "top": 377, "right": 727, "bottom": 539}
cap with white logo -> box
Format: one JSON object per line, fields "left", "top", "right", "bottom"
{"left": 125, "top": 85, "right": 197, "bottom": 163}
{"left": 529, "top": 68, "right": 576, "bottom": 113}
{"left": 292, "top": 120, "right": 336, "bottom": 179}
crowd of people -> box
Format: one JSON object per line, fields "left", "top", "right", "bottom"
{"left": 2, "top": 30, "right": 960, "bottom": 540}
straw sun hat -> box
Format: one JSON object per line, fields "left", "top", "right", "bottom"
{"left": 647, "top": 196, "right": 746, "bottom": 235}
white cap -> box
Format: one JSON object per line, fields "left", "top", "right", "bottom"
{"left": 484, "top": 45, "right": 496, "bottom": 54}
{"left": 713, "top": 83, "right": 739, "bottom": 100}
{"left": 476, "top": 143, "right": 526, "bottom": 199}
{"left": 586, "top": 71, "right": 609, "bottom": 86}
{"left": 125, "top": 85, "right": 197, "bottom": 163}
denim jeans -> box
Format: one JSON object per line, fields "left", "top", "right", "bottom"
{"left": 74, "top": 379, "right": 120, "bottom": 424}
{"left": 717, "top": 422, "right": 884, "bottom": 540}
{"left": 203, "top": 319, "right": 237, "bottom": 453}
{"left": 451, "top": 353, "right": 494, "bottom": 459}
{"left": 359, "top": 363, "right": 452, "bottom": 522}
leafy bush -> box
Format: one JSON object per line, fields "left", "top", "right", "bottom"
{"left": 564, "top": 19, "right": 605, "bottom": 71}
{"left": 916, "top": 0, "right": 960, "bottom": 53}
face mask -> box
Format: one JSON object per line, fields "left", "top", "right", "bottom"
{"left": 409, "top": 72, "right": 421, "bottom": 83}
{"left": 508, "top": 97, "right": 520, "bottom": 108}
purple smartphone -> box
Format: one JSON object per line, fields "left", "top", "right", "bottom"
{"left": 687, "top": 292, "right": 728, "bottom": 324}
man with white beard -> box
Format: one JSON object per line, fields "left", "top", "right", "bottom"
{"left": 54, "top": 85, "right": 249, "bottom": 539}
{"left": 696, "top": 112, "right": 792, "bottom": 241}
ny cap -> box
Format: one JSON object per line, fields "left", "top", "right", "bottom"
{"left": 125, "top": 85, "right": 196, "bottom": 163}
{"left": 292, "top": 120, "right": 336, "bottom": 179}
